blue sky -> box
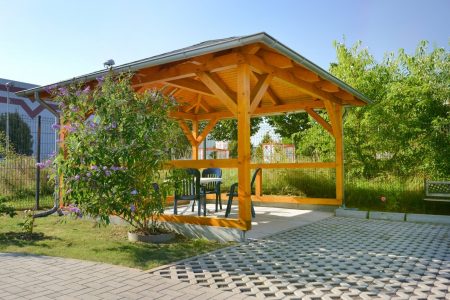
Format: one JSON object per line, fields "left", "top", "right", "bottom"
{"left": 1, "top": 0, "right": 449, "bottom": 85}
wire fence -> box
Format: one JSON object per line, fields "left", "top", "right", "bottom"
{"left": 2, "top": 113, "right": 449, "bottom": 214}
{"left": 170, "top": 116, "right": 450, "bottom": 214}
{"left": 0, "top": 113, "right": 57, "bottom": 210}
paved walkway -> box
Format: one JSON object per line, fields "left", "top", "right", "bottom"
{"left": 0, "top": 253, "right": 253, "bottom": 300}
{"left": 1, "top": 216, "right": 450, "bottom": 299}
{"left": 154, "top": 217, "right": 450, "bottom": 299}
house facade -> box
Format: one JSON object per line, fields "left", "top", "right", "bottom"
{"left": 0, "top": 78, "right": 57, "bottom": 159}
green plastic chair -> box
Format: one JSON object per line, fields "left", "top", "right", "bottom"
{"left": 224, "top": 168, "right": 261, "bottom": 218}
{"left": 174, "top": 169, "right": 206, "bottom": 216}
{"left": 201, "top": 168, "right": 222, "bottom": 212}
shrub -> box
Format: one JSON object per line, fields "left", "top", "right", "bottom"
{"left": 51, "top": 73, "right": 180, "bottom": 234}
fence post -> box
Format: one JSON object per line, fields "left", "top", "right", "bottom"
{"left": 35, "top": 116, "right": 41, "bottom": 210}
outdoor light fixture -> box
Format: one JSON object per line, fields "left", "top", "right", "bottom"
{"left": 103, "top": 59, "right": 115, "bottom": 68}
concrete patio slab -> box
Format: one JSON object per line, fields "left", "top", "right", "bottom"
{"left": 162, "top": 204, "right": 333, "bottom": 241}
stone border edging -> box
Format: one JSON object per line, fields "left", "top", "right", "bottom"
{"left": 336, "top": 208, "right": 450, "bottom": 225}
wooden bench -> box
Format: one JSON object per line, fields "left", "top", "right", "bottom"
{"left": 424, "top": 180, "right": 450, "bottom": 202}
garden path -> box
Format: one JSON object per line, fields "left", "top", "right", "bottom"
{"left": 1, "top": 217, "right": 449, "bottom": 299}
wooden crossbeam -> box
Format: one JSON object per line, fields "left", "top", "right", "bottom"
{"left": 253, "top": 99, "right": 324, "bottom": 116}
{"left": 170, "top": 99, "right": 325, "bottom": 120}
{"left": 165, "top": 78, "right": 215, "bottom": 96}
{"left": 250, "top": 73, "right": 273, "bottom": 112}
{"left": 244, "top": 53, "right": 343, "bottom": 105}
{"left": 196, "top": 71, "right": 237, "bottom": 114}
{"left": 305, "top": 108, "right": 333, "bottom": 136}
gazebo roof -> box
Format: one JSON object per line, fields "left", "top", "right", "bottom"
{"left": 17, "top": 32, "right": 370, "bottom": 120}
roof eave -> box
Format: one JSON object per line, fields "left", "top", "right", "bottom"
{"left": 16, "top": 32, "right": 372, "bottom": 104}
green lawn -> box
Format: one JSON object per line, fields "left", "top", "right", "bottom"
{"left": 0, "top": 213, "right": 228, "bottom": 270}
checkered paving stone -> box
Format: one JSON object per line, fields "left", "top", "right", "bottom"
{"left": 152, "top": 217, "right": 450, "bottom": 299}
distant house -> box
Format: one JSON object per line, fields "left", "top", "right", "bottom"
{"left": 198, "top": 139, "right": 230, "bottom": 159}
{"left": 0, "top": 78, "right": 58, "bottom": 159}
{"left": 261, "top": 143, "right": 296, "bottom": 163}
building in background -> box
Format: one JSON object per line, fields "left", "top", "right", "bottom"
{"left": 198, "top": 139, "right": 229, "bottom": 159}
{"left": 0, "top": 78, "right": 58, "bottom": 159}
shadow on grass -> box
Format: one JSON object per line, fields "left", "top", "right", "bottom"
{"left": 0, "top": 231, "right": 60, "bottom": 248}
{"left": 100, "top": 236, "right": 221, "bottom": 269}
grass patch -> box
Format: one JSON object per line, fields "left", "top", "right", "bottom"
{"left": 0, "top": 213, "right": 228, "bottom": 270}
{"left": 4, "top": 194, "right": 54, "bottom": 210}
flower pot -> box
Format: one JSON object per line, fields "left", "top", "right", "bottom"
{"left": 127, "top": 231, "right": 175, "bottom": 244}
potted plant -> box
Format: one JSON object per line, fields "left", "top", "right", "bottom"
{"left": 48, "top": 72, "right": 183, "bottom": 243}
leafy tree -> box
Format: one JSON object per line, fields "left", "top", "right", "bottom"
{"left": 0, "top": 113, "right": 33, "bottom": 155}
{"left": 209, "top": 118, "right": 263, "bottom": 142}
{"left": 301, "top": 40, "right": 450, "bottom": 178}
{"left": 266, "top": 112, "right": 310, "bottom": 140}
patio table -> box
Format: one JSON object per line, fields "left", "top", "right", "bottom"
{"left": 200, "top": 177, "right": 222, "bottom": 185}
{"left": 177, "top": 177, "right": 222, "bottom": 215}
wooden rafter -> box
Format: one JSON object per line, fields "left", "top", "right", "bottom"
{"left": 244, "top": 53, "right": 343, "bottom": 105}
{"left": 184, "top": 100, "right": 198, "bottom": 113}
{"left": 250, "top": 73, "right": 273, "bottom": 113}
{"left": 259, "top": 49, "right": 293, "bottom": 68}
{"left": 240, "top": 44, "right": 261, "bottom": 54}
{"left": 133, "top": 53, "right": 240, "bottom": 88}
{"left": 291, "top": 66, "right": 320, "bottom": 82}
{"left": 198, "top": 97, "right": 212, "bottom": 112}
{"left": 305, "top": 108, "right": 333, "bottom": 136}
{"left": 196, "top": 71, "right": 237, "bottom": 114}
{"left": 334, "top": 90, "right": 354, "bottom": 101}
{"left": 165, "top": 78, "right": 215, "bottom": 97}
{"left": 315, "top": 81, "right": 340, "bottom": 93}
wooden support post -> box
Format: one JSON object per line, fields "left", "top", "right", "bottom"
{"left": 334, "top": 105, "right": 344, "bottom": 205}
{"left": 255, "top": 169, "right": 263, "bottom": 197}
{"left": 237, "top": 64, "right": 252, "bottom": 230}
{"left": 191, "top": 120, "right": 199, "bottom": 160}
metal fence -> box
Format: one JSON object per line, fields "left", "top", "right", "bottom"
{"left": 171, "top": 117, "right": 450, "bottom": 214}
{"left": 0, "top": 113, "right": 57, "bottom": 210}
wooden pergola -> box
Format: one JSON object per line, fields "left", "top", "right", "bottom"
{"left": 19, "top": 33, "right": 370, "bottom": 231}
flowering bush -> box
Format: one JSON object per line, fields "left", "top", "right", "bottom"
{"left": 50, "top": 72, "right": 180, "bottom": 234}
